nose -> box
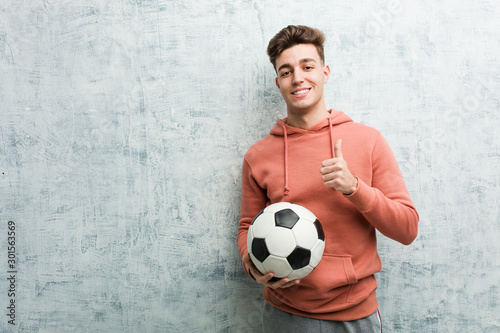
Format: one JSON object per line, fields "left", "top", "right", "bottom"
{"left": 292, "top": 69, "right": 304, "bottom": 84}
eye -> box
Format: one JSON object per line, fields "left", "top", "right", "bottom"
{"left": 280, "top": 71, "right": 291, "bottom": 77}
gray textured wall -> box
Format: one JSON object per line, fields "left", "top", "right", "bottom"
{"left": 1, "top": 1, "right": 499, "bottom": 332}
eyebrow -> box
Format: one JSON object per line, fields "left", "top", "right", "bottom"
{"left": 277, "top": 58, "right": 318, "bottom": 72}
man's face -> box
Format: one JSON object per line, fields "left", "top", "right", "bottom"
{"left": 274, "top": 43, "right": 330, "bottom": 115}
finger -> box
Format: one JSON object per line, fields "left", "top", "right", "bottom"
{"left": 321, "top": 172, "right": 337, "bottom": 182}
{"left": 269, "top": 277, "right": 290, "bottom": 289}
{"left": 280, "top": 279, "right": 301, "bottom": 288}
{"left": 252, "top": 268, "right": 270, "bottom": 283}
{"left": 244, "top": 254, "right": 263, "bottom": 276}
{"left": 334, "top": 139, "right": 343, "bottom": 159}
{"left": 243, "top": 254, "right": 253, "bottom": 267}
{"left": 258, "top": 272, "right": 274, "bottom": 284}
{"left": 320, "top": 163, "right": 341, "bottom": 175}
{"left": 322, "top": 158, "right": 341, "bottom": 168}
{"left": 321, "top": 159, "right": 332, "bottom": 168}
{"left": 323, "top": 178, "right": 341, "bottom": 189}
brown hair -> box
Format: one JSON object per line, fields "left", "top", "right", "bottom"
{"left": 267, "top": 25, "right": 325, "bottom": 70}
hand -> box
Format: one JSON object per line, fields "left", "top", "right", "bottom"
{"left": 243, "top": 254, "right": 300, "bottom": 289}
{"left": 320, "top": 139, "right": 358, "bottom": 195}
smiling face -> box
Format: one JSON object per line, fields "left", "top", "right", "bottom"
{"left": 275, "top": 43, "right": 330, "bottom": 120}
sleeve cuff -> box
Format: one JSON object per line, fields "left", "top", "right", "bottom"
{"left": 344, "top": 177, "right": 377, "bottom": 213}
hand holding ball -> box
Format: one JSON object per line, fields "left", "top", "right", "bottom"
{"left": 247, "top": 202, "right": 325, "bottom": 281}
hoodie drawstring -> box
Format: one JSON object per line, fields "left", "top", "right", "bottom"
{"left": 328, "top": 117, "right": 335, "bottom": 158}
{"left": 283, "top": 125, "right": 290, "bottom": 197}
{"left": 282, "top": 117, "right": 335, "bottom": 197}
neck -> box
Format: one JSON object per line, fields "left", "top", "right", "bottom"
{"left": 286, "top": 105, "right": 330, "bottom": 130}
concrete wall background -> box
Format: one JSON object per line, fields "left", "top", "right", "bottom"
{"left": 1, "top": 0, "right": 499, "bottom": 332}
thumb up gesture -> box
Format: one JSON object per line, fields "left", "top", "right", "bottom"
{"left": 320, "top": 139, "right": 358, "bottom": 195}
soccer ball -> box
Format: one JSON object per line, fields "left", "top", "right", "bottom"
{"left": 247, "top": 202, "right": 325, "bottom": 281}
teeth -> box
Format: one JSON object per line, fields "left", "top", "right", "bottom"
{"left": 293, "top": 89, "right": 309, "bottom": 95}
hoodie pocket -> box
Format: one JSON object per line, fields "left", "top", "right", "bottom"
{"left": 304, "top": 253, "right": 358, "bottom": 291}
{"left": 268, "top": 254, "right": 361, "bottom": 312}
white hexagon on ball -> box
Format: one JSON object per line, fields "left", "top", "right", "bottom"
{"left": 310, "top": 240, "right": 325, "bottom": 268}
{"left": 287, "top": 265, "right": 314, "bottom": 281}
{"left": 246, "top": 226, "right": 254, "bottom": 255}
{"left": 264, "top": 202, "right": 292, "bottom": 214}
{"left": 292, "top": 218, "right": 319, "bottom": 249}
{"left": 265, "top": 227, "right": 296, "bottom": 257}
{"left": 250, "top": 212, "right": 275, "bottom": 238}
{"left": 262, "top": 255, "right": 293, "bottom": 278}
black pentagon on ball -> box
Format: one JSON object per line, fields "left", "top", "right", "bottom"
{"left": 314, "top": 219, "right": 325, "bottom": 241}
{"left": 251, "top": 238, "right": 270, "bottom": 262}
{"left": 275, "top": 209, "right": 300, "bottom": 229}
{"left": 287, "top": 247, "right": 311, "bottom": 269}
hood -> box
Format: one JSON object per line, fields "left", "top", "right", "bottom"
{"left": 270, "top": 109, "right": 353, "bottom": 197}
{"left": 270, "top": 109, "right": 353, "bottom": 137}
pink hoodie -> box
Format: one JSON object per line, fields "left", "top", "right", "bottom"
{"left": 238, "top": 109, "right": 419, "bottom": 321}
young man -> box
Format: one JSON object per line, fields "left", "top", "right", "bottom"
{"left": 237, "top": 25, "right": 419, "bottom": 332}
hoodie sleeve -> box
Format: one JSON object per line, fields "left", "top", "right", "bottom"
{"left": 237, "top": 158, "right": 267, "bottom": 275}
{"left": 345, "top": 132, "right": 419, "bottom": 245}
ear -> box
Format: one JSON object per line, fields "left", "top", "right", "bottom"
{"left": 275, "top": 76, "right": 280, "bottom": 89}
{"left": 323, "top": 65, "right": 331, "bottom": 84}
